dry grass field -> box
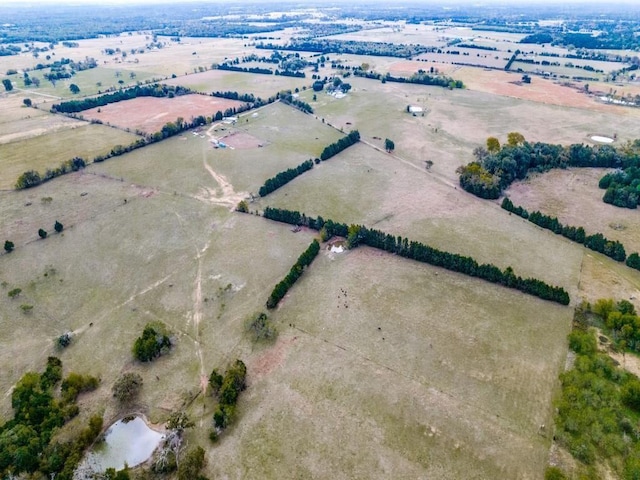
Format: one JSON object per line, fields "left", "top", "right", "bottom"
{"left": 80, "top": 95, "right": 245, "bottom": 134}
{"left": 164, "top": 69, "right": 310, "bottom": 99}
{"left": 0, "top": 123, "right": 139, "bottom": 189}
{"left": 2, "top": 15, "right": 640, "bottom": 480}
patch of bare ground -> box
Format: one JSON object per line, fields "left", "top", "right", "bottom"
{"left": 80, "top": 94, "right": 246, "bottom": 134}
{"left": 454, "top": 67, "right": 640, "bottom": 117}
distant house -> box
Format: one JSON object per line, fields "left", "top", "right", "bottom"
{"left": 408, "top": 106, "right": 423, "bottom": 114}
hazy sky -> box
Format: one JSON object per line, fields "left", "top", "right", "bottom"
{"left": 5, "top": 0, "right": 638, "bottom": 4}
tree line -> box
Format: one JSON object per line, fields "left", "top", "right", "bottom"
{"left": 501, "top": 197, "right": 628, "bottom": 262}
{"left": 261, "top": 207, "right": 570, "bottom": 305}
{"left": 17, "top": 101, "right": 259, "bottom": 190}
{"left": 458, "top": 135, "right": 640, "bottom": 200}
{"left": 353, "top": 69, "right": 464, "bottom": 89}
{"left": 320, "top": 130, "right": 360, "bottom": 161}
{"left": 259, "top": 159, "right": 314, "bottom": 197}
{"left": 266, "top": 239, "right": 320, "bottom": 309}
{"left": 257, "top": 39, "right": 433, "bottom": 59}
{"left": 51, "top": 83, "right": 193, "bottom": 114}
{"left": 279, "top": 90, "right": 313, "bottom": 114}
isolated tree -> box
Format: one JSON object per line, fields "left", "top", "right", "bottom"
{"left": 8, "top": 288, "right": 21, "bottom": 299}
{"left": 385, "top": 138, "right": 395, "bottom": 152}
{"left": 236, "top": 200, "right": 249, "bottom": 213}
{"left": 112, "top": 372, "right": 143, "bottom": 404}
{"left": 4, "top": 240, "right": 14, "bottom": 253}
{"left": 69, "top": 83, "right": 80, "bottom": 94}
{"left": 244, "top": 312, "right": 277, "bottom": 342}
{"left": 54, "top": 220, "right": 63, "bottom": 233}
{"left": 486, "top": 136, "right": 501, "bottom": 153}
{"left": 507, "top": 132, "right": 525, "bottom": 147}
{"left": 2, "top": 79, "right": 13, "bottom": 91}
{"left": 38, "top": 228, "right": 47, "bottom": 239}
{"left": 23, "top": 98, "right": 32, "bottom": 107}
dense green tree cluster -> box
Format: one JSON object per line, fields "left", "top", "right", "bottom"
{"left": 262, "top": 207, "right": 570, "bottom": 305}
{"left": 554, "top": 321, "right": 640, "bottom": 479}
{"left": 133, "top": 323, "right": 171, "bottom": 362}
{"left": 267, "top": 239, "right": 320, "bottom": 309}
{"left": 592, "top": 298, "right": 640, "bottom": 352}
{"left": 0, "top": 357, "right": 101, "bottom": 479}
{"left": 259, "top": 159, "right": 314, "bottom": 197}
{"left": 459, "top": 138, "right": 640, "bottom": 199}
{"left": 279, "top": 90, "right": 313, "bottom": 114}
{"left": 52, "top": 84, "right": 193, "bottom": 114}
{"left": 320, "top": 130, "right": 360, "bottom": 161}
{"left": 502, "top": 198, "right": 628, "bottom": 262}
{"left": 599, "top": 166, "right": 640, "bottom": 209}
{"left": 210, "top": 360, "right": 247, "bottom": 435}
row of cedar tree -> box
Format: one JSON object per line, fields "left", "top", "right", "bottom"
{"left": 258, "top": 131, "right": 360, "bottom": 197}
{"left": 262, "top": 207, "right": 570, "bottom": 305}
{"left": 501, "top": 197, "right": 640, "bottom": 273}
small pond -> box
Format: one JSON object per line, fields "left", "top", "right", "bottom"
{"left": 590, "top": 135, "right": 614, "bottom": 144}
{"left": 79, "top": 416, "right": 164, "bottom": 473}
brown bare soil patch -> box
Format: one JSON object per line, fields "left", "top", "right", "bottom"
{"left": 454, "top": 67, "right": 640, "bottom": 116}
{"left": 219, "top": 130, "right": 266, "bottom": 149}
{"left": 81, "top": 94, "right": 245, "bottom": 134}
{"left": 250, "top": 335, "right": 299, "bottom": 379}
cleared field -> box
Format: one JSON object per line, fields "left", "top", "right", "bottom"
{"left": 200, "top": 246, "right": 573, "bottom": 479}
{"left": 87, "top": 102, "right": 343, "bottom": 201}
{"left": 255, "top": 141, "right": 584, "bottom": 291}
{"left": 12, "top": 66, "right": 162, "bottom": 99}
{"left": 327, "top": 24, "right": 449, "bottom": 46}
{"left": 0, "top": 123, "right": 139, "bottom": 189}
{"left": 164, "top": 69, "right": 309, "bottom": 99}
{"left": 300, "top": 77, "right": 640, "bottom": 187}
{"left": 505, "top": 168, "right": 640, "bottom": 257}
{"left": 414, "top": 51, "right": 509, "bottom": 69}
{"left": 80, "top": 94, "right": 245, "bottom": 134}
{"left": 0, "top": 173, "right": 318, "bottom": 428}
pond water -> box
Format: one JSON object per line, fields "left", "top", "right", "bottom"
{"left": 78, "top": 416, "right": 164, "bottom": 473}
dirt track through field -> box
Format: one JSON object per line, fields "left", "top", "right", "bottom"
{"left": 192, "top": 242, "right": 210, "bottom": 396}
{"left": 192, "top": 124, "right": 249, "bottom": 209}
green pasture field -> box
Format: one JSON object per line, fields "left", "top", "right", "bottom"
{"left": 0, "top": 92, "right": 51, "bottom": 137}
{"left": 165, "top": 69, "right": 310, "bottom": 99}
{"left": 0, "top": 123, "right": 139, "bottom": 190}
{"left": 255, "top": 141, "right": 584, "bottom": 291}
{"left": 511, "top": 61, "right": 607, "bottom": 81}
{"left": 0, "top": 170, "right": 318, "bottom": 426}
{"left": 199, "top": 246, "right": 573, "bottom": 479}
{"left": 12, "top": 66, "right": 161, "bottom": 99}
{"left": 88, "top": 102, "right": 343, "bottom": 197}
{"left": 300, "top": 77, "right": 640, "bottom": 182}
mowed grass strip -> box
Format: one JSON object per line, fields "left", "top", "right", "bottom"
{"left": 200, "top": 246, "right": 572, "bottom": 479}
{"left": 0, "top": 123, "right": 140, "bottom": 189}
